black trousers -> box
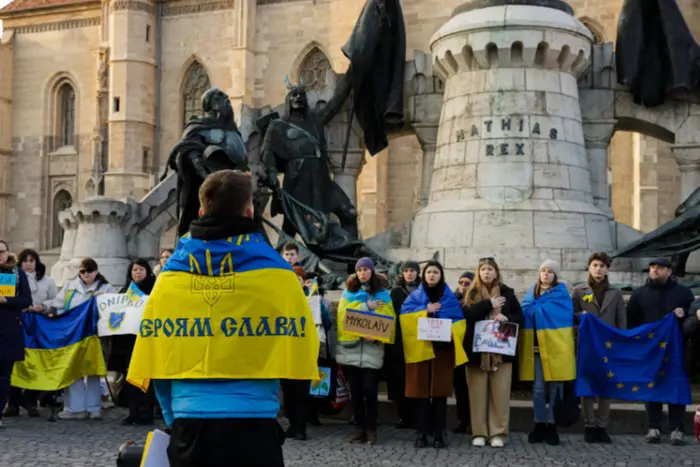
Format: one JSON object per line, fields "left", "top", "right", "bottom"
{"left": 646, "top": 402, "right": 686, "bottom": 432}
{"left": 8, "top": 386, "right": 39, "bottom": 409}
{"left": 416, "top": 397, "right": 447, "bottom": 436}
{"left": 345, "top": 366, "right": 379, "bottom": 430}
{"left": 281, "top": 379, "right": 308, "bottom": 434}
{"left": 122, "top": 381, "right": 154, "bottom": 422}
{"left": 453, "top": 364, "right": 470, "bottom": 424}
{"left": 168, "top": 418, "right": 285, "bottom": 467}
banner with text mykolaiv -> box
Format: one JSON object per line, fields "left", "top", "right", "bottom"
{"left": 126, "top": 233, "right": 320, "bottom": 391}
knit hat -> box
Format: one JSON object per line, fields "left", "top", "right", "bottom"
{"left": 401, "top": 260, "right": 420, "bottom": 272}
{"left": 292, "top": 266, "right": 306, "bottom": 281}
{"left": 355, "top": 257, "right": 375, "bottom": 273}
{"left": 460, "top": 271, "right": 474, "bottom": 280}
{"left": 539, "top": 259, "right": 561, "bottom": 278}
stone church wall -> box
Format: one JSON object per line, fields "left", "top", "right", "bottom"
{"left": 0, "top": 40, "right": 12, "bottom": 240}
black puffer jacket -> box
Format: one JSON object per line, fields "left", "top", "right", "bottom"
{"left": 626, "top": 277, "right": 694, "bottom": 328}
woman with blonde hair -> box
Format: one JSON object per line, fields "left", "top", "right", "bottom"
{"left": 520, "top": 259, "right": 576, "bottom": 446}
{"left": 462, "top": 257, "right": 523, "bottom": 448}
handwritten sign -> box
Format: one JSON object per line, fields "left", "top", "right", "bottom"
{"left": 417, "top": 318, "right": 452, "bottom": 342}
{"left": 343, "top": 309, "right": 394, "bottom": 343}
{"left": 309, "top": 366, "right": 332, "bottom": 398}
{"left": 0, "top": 273, "right": 16, "bottom": 297}
{"left": 473, "top": 320, "right": 519, "bottom": 357}
{"left": 96, "top": 293, "right": 148, "bottom": 336}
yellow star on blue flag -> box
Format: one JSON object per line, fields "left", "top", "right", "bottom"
{"left": 576, "top": 313, "right": 691, "bottom": 405}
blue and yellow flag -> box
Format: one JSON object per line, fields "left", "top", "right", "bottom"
{"left": 11, "top": 299, "right": 106, "bottom": 391}
{"left": 336, "top": 286, "right": 395, "bottom": 344}
{"left": 576, "top": 312, "right": 691, "bottom": 405}
{"left": 125, "top": 281, "right": 146, "bottom": 302}
{"left": 126, "top": 232, "right": 320, "bottom": 391}
{"left": 400, "top": 285, "right": 467, "bottom": 366}
{"left": 519, "top": 283, "right": 576, "bottom": 381}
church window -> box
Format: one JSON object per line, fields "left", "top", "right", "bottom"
{"left": 182, "top": 61, "right": 211, "bottom": 127}
{"left": 51, "top": 190, "right": 72, "bottom": 249}
{"left": 298, "top": 47, "right": 332, "bottom": 91}
{"left": 58, "top": 83, "right": 75, "bottom": 147}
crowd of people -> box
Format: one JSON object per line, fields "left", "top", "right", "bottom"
{"left": 0, "top": 169, "right": 699, "bottom": 467}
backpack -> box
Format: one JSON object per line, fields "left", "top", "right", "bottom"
{"left": 553, "top": 380, "right": 580, "bottom": 428}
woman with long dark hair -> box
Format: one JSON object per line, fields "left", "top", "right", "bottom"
{"left": 4, "top": 249, "right": 58, "bottom": 418}
{"left": 0, "top": 239, "right": 32, "bottom": 428}
{"left": 114, "top": 258, "right": 156, "bottom": 425}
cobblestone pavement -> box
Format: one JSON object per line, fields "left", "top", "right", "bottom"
{"left": 1, "top": 408, "right": 699, "bottom": 466}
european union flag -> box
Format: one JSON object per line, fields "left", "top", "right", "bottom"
{"left": 576, "top": 313, "right": 691, "bottom": 405}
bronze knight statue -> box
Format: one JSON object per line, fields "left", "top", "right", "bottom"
{"left": 161, "top": 88, "right": 249, "bottom": 237}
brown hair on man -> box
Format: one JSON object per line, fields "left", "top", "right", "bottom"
{"left": 198, "top": 170, "right": 254, "bottom": 219}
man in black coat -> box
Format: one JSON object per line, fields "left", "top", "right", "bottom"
{"left": 626, "top": 257, "right": 695, "bottom": 445}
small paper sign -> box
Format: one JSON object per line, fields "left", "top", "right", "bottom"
{"left": 343, "top": 309, "right": 394, "bottom": 343}
{"left": 309, "top": 366, "right": 332, "bottom": 397}
{"left": 473, "top": 320, "right": 519, "bottom": 357}
{"left": 417, "top": 317, "right": 452, "bottom": 342}
{"left": 0, "top": 273, "right": 16, "bottom": 297}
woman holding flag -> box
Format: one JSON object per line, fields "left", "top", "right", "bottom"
{"left": 51, "top": 258, "right": 116, "bottom": 420}
{"left": 336, "top": 257, "right": 395, "bottom": 445}
{"left": 401, "top": 260, "right": 468, "bottom": 449}
{"left": 520, "top": 260, "right": 576, "bottom": 446}
{"left": 0, "top": 239, "right": 33, "bottom": 428}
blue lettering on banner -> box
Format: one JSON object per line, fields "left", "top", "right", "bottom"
{"left": 140, "top": 317, "right": 308, "bottom": 338}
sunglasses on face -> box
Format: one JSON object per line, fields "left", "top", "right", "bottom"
{"left": 79, "top": 269, "right": 95, "bottom": 274}
{"left": 0, "top": 250, "right": 7, "bottom": 254}
{"left": 459, "top": 280, "right": 471, "bottom": 286}
{"left": 479, "top": 257, "right": 494, "bottom": 262}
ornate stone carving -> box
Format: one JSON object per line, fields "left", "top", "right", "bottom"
{"left": 110, "top": 0, "right": 154, "bottom": 14}
{"left": 97, "top": 46, "right": 109, "bottom": 92}
{"left": 162, "top": 0, "right": 235, "bottom": 16}
{"left": 182, "top": 62, "right": 212, "bottom": 125}
{"left": 257, "top": 0, "right": 305, "bottom": 4}
{"left": 14, "top": 18, "right": 100, "bottom": 35}
{"left": 299, "top": 48, "right": 332, "bottom": 92}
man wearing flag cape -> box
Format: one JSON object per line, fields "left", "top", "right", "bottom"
{"left": 127, "top": 170, "right": 319, "bottom": 467}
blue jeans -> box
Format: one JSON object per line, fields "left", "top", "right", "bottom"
{"left": 533, "top": 354, "right": 561, "bottom": 424}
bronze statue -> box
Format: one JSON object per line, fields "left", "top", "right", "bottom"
{"left": 613, "top": 187, "right": 700, "bottom": 275}
{"left": 161, "top": 88, "right": 248, "bottom": 236}
{"left": 259, "top": 82, "right": 359, "bottom": 243}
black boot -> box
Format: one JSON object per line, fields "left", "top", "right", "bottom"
{"left": 545, "top": 424, "right": 560, "bottom": 445}
{"left": 433, "top": 431, "right": 446, "bottom": 449}
{"left": 584, "top": 427, "right": 597, "bottom": 443}
{"left": 596, "top": 427, "right": 611, "bottom": 444}
{"left": 528, "top": 423, "right": 546, "bottom": 443}
{"left": 414, "top": 433, "right": 428, "bottom": 448}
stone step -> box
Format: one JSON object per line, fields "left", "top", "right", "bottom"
{"left": 325, "top": 394, "right": 698, "bottom": 435}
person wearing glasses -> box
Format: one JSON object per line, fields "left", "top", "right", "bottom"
{"left": 0, "top": 239, "right": 33, "bottom": 428}
{"left": 462, "top": 257, "right": 523, "bottom": 448}
{"left": 50, "top": 258, "right": 116, "bottom": 420}
{"left": 452, "top": 271, "right": 474, "bottom": 433}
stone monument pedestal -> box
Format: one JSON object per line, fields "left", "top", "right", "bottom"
{"left": 408, "top": 0, "right": 613, "bottom": 291}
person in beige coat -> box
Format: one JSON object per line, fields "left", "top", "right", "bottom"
{"left": 572, "top": 252, "right": 626, "bottom": 444}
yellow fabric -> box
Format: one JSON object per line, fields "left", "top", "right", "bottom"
{"left": 336, "top": 297, "right": 396, "bottom": 344}
{"left": 140, "top": 431, "right": 154, "bottom": 467}
{"left": 400, "top": 310, "right": 468, "bottom": 367}
{"left": 126, "top": 268, "right": 320, "bottom": 392}
{"left": 11, "top": 335, "right": 107, "bottom": 391}
{"left": 518, "top": 327, "right": 576, "bottom": 381}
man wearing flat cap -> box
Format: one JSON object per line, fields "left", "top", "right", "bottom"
{"left": 626, "top": 257, "right": 695, "bottom": 445}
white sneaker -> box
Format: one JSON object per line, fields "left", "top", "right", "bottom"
{"left": 58, "top": 411, "right": 86, "bottom": 420}
{"left": 472, "top": 437, "right": 486, "bottom": 447}
{"left": 88, "top": 410, "right": 102, "bottom": 420}
{"left": 490, "top": 437, "right": 505, "bottom": 448}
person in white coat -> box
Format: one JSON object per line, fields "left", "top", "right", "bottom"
{"left": 3, "top": 249, "right": 59, "bottom": 417}
{"left": 51, "top": 258, "right": 116, "bottom": 420}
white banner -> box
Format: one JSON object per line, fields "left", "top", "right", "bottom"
{"left": 96, "top": 293, "right": 148, "bottom": 336}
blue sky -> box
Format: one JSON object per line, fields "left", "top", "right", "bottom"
{"left": 0, "top": 0, "right": 12, "bottom": 38}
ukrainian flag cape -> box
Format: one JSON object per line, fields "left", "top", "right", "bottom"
{"left": 126, "top": 232, "right": 320, "bottom": 391}
{"left": 400, "top": 285, "right": 468, "bottom": 366}
{"left": 11, "top": 299, "right": 106, "bottom": 391}
{"left": 336, "top": 284, "right": 395, "bottom": 344}
{"left": 518, "top": 283, "right": 576, "bottom": 381}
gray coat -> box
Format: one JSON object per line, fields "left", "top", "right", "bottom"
{"left": 572, "top": 281, "right": 627, "bottom": 329}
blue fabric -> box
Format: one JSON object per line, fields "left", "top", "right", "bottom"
{"left": 400, "top": 284, "right": 463, "bottom": 322}
{"left": 321, "top": 301, "right": 332, "bottom": 332}
{"left": 153, "top": 378, "right": 280, "bottom": 427}
{"left": 576, "top": 312, "right": 692, "bottom": 405}
{"left": 165, "top": 233, "right": 292, "bottom": 276}
{"left": 521, "top": 283, "right": 574, "bottom": 330}
{"left": 533, "top": 354, "right": 560, "bottom": 423}
{"left": 0, "top": 269, "right": 32, "bottom": 362}
{"left": 22, "top": 299, "right": 98, "bottom": 350}
{"left": 341, "top": 287, "right": 392, "bottom": 308}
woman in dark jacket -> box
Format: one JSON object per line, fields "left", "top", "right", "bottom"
{"left": 112, "top": 258, "right": 156, "bottom": 425}
{"left": 385, "top": 260, "right": 421, "bottom": 429}
{"left": 462, "top": 257, "right": 523, "bottom": 448}
{"left": 0, "top": 239, "right": 33, "bottom": 427}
